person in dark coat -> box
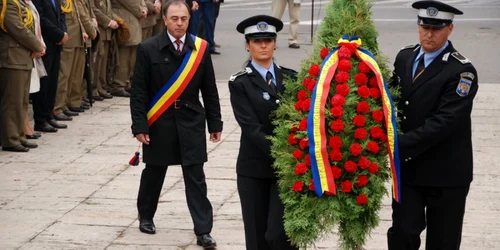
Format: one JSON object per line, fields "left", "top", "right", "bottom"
{"left": 229, "top": 15, "right": 298, "bottom": 250}
{"left": 387, "top": 1, "right": 479, "bottom": 250}
{"left": 130, "top": 0, "right": 222, "bottom": 248}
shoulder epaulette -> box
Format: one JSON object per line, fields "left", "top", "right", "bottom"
{"left": 400, "top": 44, "right": 419, "bottom": 51}
{"left": 451, "top": 52, "right": 471, "bottom": 64}
{"left": 229, "top": 69, "right": 248, "bottom": 82}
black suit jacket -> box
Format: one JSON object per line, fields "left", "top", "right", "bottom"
{"left": 392, "top": 41, "right": 478, "bottom": 187}
{"left": 229, "top": 62, "right": 296, "bottom": 179}
{"left": 33, "top": 0, "right": 66, "bottom": 54}
{"left": 130, "top": 31, "right": 222, "bottom": 166}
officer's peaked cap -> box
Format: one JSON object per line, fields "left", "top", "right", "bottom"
{"left": 412, "top": 0, "right": 463, "bottom": 27}
{"left": 236, "top": 15, "right": 283, "bottom": 39}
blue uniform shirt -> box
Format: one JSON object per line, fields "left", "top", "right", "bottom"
{"left": 412, "top": 40, "right": 449, "bottom": 78}
{"left": 251, "top": 60, "right": 276, "bottom": 86}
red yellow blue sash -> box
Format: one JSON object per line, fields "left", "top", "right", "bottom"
{"left": 147, "top": 35, "right": 207, "bottom": 126}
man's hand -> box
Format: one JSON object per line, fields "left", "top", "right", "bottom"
{"left": 91, "top": 18, "right": 98, "bottom": 28}
{"left": 91, "top": 29, "right": 97, "bottom": 40}
{"left": 83, "top": 32, "right": 88, "bottom": 42}
{"left": 210, "top": 132, "right": 221, "bottom": 143}
{"left": 141, "top": 9, "right": 148, "bottom": 18}
{"left": 154, "top": 1, "right": 161, "bottom": 14}
{"left": 57, "top": 32, "right": 69, "bottom": 45}
{"left": 32, "top": 51, "right": 44, "bottom": 58}
{"left": 192, "top": 0, "right": 199, "bottom": 11}
{"left": 108, "top": 20, "right": 119, "bottom": 29}
{"left": 135, "top": 133, "right": 150, "bottom": 145}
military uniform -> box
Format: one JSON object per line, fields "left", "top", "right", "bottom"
{"left": 387, "top": 1, "right": 479, "bottom": 250}
{"left": 230, "top": 15, "right": 299, "bottom": 250}
{"left": 77, "top": 0, "right": 97, "bottom": 105}
{"left": 140, "top": 0, "right": 156, "bottom": 41}
{"left": 92, "top": 0, "right": 115, "bottom": 97}
{"left": 0, "top": 0, "right": 43, "bottom": 151}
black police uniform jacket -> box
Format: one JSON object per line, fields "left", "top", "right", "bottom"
{"left": 130, "top": 31, "right": 223, "bottom": 166}
{"left": 229, "top": 62, "right": 297, "bottom": 179}
{"left": 392, "top": 41, "right": 478, "bottom": 187}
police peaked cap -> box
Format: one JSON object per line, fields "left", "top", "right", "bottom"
{"left": 412, "top": 0, "right": 463, "bottom": 27}
{"left": 236, "top": 15, "right": 284, "bottom": 39}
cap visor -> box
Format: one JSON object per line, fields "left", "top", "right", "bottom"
{"left": 418, "top": 17, "right": 451, "bottom": 27}
{"left": 245, "top": 33, "right": 277, "bottom": 39}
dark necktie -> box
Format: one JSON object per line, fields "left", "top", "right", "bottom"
{"left": 175, "top": 39, "right": 182, "bottom": 55}
{"left": 51, "top": 0, "right": 56, "bottom": 8}
{"left": 413, "top": 55, "right": 425, "bottom": 82}
{"left": 266, "top": 71, "right": 277, "bottom": 94}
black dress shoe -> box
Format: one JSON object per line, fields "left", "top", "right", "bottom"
{"left": 210, "top": 50, "right": 221, "bottom": 55}
{"left": 68, "top": 106, "right": 85, "bottom": 113}
{"left": 63, "top": 110, "right": 79, "bottom": 116}
{"left": 47, "top": 118, "right": 67, "bottom": 129}
{"left": 139, "top": 219, "right": 156, "bottom": 234}
{"left": 197, "top": 234, "right": 217, "bottom": 248}
{"left": 289, "top": 43, "right": 300, "bottom": 49}
{"left": 93, "top": 96, "right": 104, "bottom": 101}
{"left": 80, "top": 104, "right": 90, "bottom": 110}
{"left": 34, "top": 121, "right": 58, "bottom": 133}
{"left": 99, "top": 92, "right": 113, "bottom": 99}
{"left": 82, "top": 97, "right": 95, "bottom": 103}
{"left": 21, "top": 141, "right": 38, "bottom": 148}
{"left": 54, "top": 113, "right": 73, "bottom": 121}
{"left": 26, "top": 134, "right": 40, "bottom": 140}
{"left": 111, "top": 90, "right": 130, "bottom": 97}
{"left": 2, "top": 144, "right": 29, "bottom": 152}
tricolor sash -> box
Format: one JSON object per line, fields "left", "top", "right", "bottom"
{"left": 147, "top": 34, "right": 207, "bottom": 126}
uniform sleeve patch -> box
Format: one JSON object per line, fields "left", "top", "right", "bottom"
{"left": 456, "top": 72, "right": 474, "bottom": 97}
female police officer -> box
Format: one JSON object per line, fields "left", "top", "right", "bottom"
{"left": 228, "top": 15, "right": 298, "bottom": 250}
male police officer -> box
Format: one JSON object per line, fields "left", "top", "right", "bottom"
{"left": 388, "top": 1, "right": 478, "bottom": 250}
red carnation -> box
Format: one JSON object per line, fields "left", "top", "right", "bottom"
{"left": 299, "top": 138, "right": 309, "bottom": 149}
{"left": 335, "top": 71, "right": 350, "bottom": 83}
{"left": 294, "top": 100, "right": 303, "bottom": 111}
{"left": 292, "top": 149, "right": 304, "bottom": 159}
{"left": 338, "top": 59, "right": 352, "bottom": 71}
{"left": 302, "top": 77, "right": 314, "bottom": 91}
{"left": 330, "top": 120, "right": 345, "bottom": 133}
{"left": 358, "top": 85, "right": 370, "bottom": 98}
{"left": 350, "top": 143, "right": 363, "bottom": 157}
{"left": 328, "top": 136, "right": 342, "bottom": 149}
{"left": 370, "top": 126, "right": 384, "bottom": 139}
{"left": 309, "top": 179, "right": 315, "bottom": 191}
{"left": 368, "top": 163, "right": 379, "bottom": 174}
{"left": 329, "top": 149, "right": 343, "bottom": 162}
{"left": 370, "top": 87, "right": 381, "bottom": 99}
{"left": 294, "top": 163, "right": 308, "bottom": 175}
{"left": 367, "top": 141, "right": 380, "bottom": 154}
{"left": 380, "top": 133, "right": 388, "bottom": 142}
{"left": 331, "top": 166, "right": 342, "bottom": 179}
{"left": 330, "top": 106, "right": 344, "bottom": 118}
{"left": 353, "top": 115, "right": 366, "bottom": 127}
{"left": 369, "top": 77, "right": 378, "bottom": 88}
{"left": 335, "top": 84, "right": 350, "bottom": 97}
{"left": 320, "top": 48, "right": 329, "bottom": 59}
{"left": 358, "top": 156, "right": 370, "bottom": 169}
{"left": 309, "top": 64, "right": 321, "bottom": 78}
{"left": 288, "top": 134, "right": 299, "bottom": 145}
{"left": 358, "top": 61, "right": 371, "bottom": 73}
{"left": 297, "top": 90, "right": 308, "bottom": 101}
{"left": 372, "top": 110, "right": 384, "bottom": 123}
{"left": 355, "top": 73, "right": 368, "bottom": 86}
{"left": 306, "top": 80, "right": 316, "bottom": 92}
{"left": 291, "top": 124, "right": 299, "bottom": 132}
{"left": 356, "top": 194, "right": 368, "bottom": 205}
{"left": 354, "top": 128, "right": 368, "bottom": 140}
{"left": 338, "top": 46, "right": 352, "bottom": 59}
{"left": 356, "top": 175, "right": 369, "bottom": 187}
{"left": 331, "top": 94, "right": 346, "bottom": 107}
{"left": 302, "top": 98, "right": 311, "bottom": 112}
{"left": 356, "top": 101, "right": 370, "bottom": 114}
{"left": 341, "top": 180, "right": 352, "bottom": 193}
{"left": 344, "top": 160, "right": 357, "bottom": 173}
{"left": 292, "top": 181, "right": 305, "bottom": 192}
{"left": 299, "top": 119, "right": 308, "bottom": 131}
{"left": 305, "top": 154, "right": 311, "bottom": 166}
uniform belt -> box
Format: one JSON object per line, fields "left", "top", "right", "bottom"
{"left": 174, "top": 100, "right": 205, "bottom": 114}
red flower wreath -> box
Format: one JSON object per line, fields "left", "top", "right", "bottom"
{"left": 320, "top": 48, "right": 329, "bottom": 59}
{"left": 338, "top": 59, "right": 352, "bottom": 72}
{"left": 336, "top": 84, "right": 350, "bottom": 97}
{"left": 292, "top": 181, "right": 305, "bottom": 192}
{"left": 294, "top": 163, "right": 308, "bottom": 175}
{"left": 356, "top": 175, "right": 369, "bottom": 187}
{"left": 331, "top": 166, "right": 342, "bottom": 179}
{"left": 331, "top": 94, "right": 346, "bottom": 107}
{"left": 355, "top": 73, "right": 368, "bottom": 86}
{"left": 288, "top": 134, "right": 299, "bottom": 145}
{"left": 358, "top": 156, "right": 370, "bottom": 169}
{"left": 309, "top": 64, "right": 321, "bottom": 78}
{"left": 358, "top": 85, "right": 370, "bottom": 98}
{"left": 330, "top": 120, "right": 345, "bottom": 133}
{"left": 335, "top": 71, "right": 350, "bottom": 83}
{"left": 341, "top": 180, "right": 352, "bottom": 193}
{"left": 358, "top": 61, "right": 371, "bottom": 73}
{"left": 297, "top": 90, "right": 308, "bottom": 100}
{"left": 329, "top": 149, "right": 343, "bottom": 162}
{"left": 344, "top": 160, "right": 357, "bottom": 173}
{"left": 349, "top": 143, "right": 362, "bottom": 157}
{"left": 356, "top": 194, "right": 368, "bottom": 205}
{"left": 330, "top": 106, "right": 344, "bottom": 118}
{"left": 356, "top": 101, "right": 370, "bottom": 114}
{"left": 372, "top": 110, "right": 384, "bottom": 123}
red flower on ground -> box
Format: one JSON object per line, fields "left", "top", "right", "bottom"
{"left": 369, "top": 77, "right": 378, "bottom": 88}
{"left": 294, "top": 100, "right": 303, "bottom": 111}
{"left": 358, "top": 61, "right": 371, "bottom": 73}
{"left": 368, "top": 163, "right": 379, "bottom": 174}
{"left": 329, "top": 136, "right": 342, "bottom": 149}
{"left": 292, "top": 149, "right": 304, "bottom": 159}
{"left": 320, "top": 48, "right": 329, "bottom": 59}
{"left": 367, "top": 141, "right": 380, "bottom": 154}
{"left": 338, "top": 59, "right": 352, "bottom": 72}
{"left": 302, "top": 98, "right": 311, "bottom": 112}
{"left": 292, "top": 181, "right": 305, "bottom": 192}
{"left": 356, "top": 194, "right": 368, "bottom": 205}
{"left": 341, "top": 180, "right": 352, "bottom": 193}
{"left": 297, "top": 90, "right": 308, "bottom": 101}
{"left": 331, "top": 94, "right": 346, "bottom": 107}
{"left": 338, "top": 46, "right": 352, "bottom": 59}
{"left": 370, "top": 126, "right": 384, "bottom": 139}
{"left": 299, "top": 118, "right": 308, "bottom": 131}
{"left": 331, "top": 166, "right": 342, "bottom": 179}
{"left": 353, "top": 115, "right": 366, "bottom": 127}
{"left": 358, "top": 156, "right": 370, "bottom": 169}
{"left": 294, "top": 163, "right": 308, "bottom": 175}
{"left": 356, "top": 101, "right": 370, "bottom": 114}
{"left": 356, "top": 175, "right": 369, "bottom": 187}
{"left": 335, "top": 71, "right": 350, "bottom": 83}
{"left": 370, "top": 87, "right": 381, "bottom": 99}
{"left": 299, "top": 138, "right": 309, "bottom": 149}
{"left": 288, "top": 134, "right": 299, "bottom": 145}
{"left": 344, "top": 160, "right": 357, "bottom": 173}
{"left": 330, "top": 106, "right": 344, "bottom": 118}
{"left": 372, "top": 110, "right": 384, "bottom": 123}
{"left": 305, "top": 154, "right": 311, "bottom": 166}
{"left": 358, "top": 85, "right": 370, "bottom": 98}
{"left": 350, "top": 143, "right": 362, "bottom": 157}
{"left": 354, "top": 128, "right": 368, "bottom": 140}
{"left": 330, "top": 120, "right": 345, "bottom": 133}
{"left": 355, "top": 73, "right": 368, "bottom": 86}
{"left": 335, "top": 83, "right": 350, "bottom": 96}
{"left": 329, "top": 149, "right": 343, "bottom": 162}
{"left": 309, "top": 64, "right": 321, "bottom": 78}
{"left": 309, "top": 179, "right": 315, "bottom": 191}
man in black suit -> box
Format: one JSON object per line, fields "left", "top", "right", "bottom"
{"left": 387, "top": 1, "right": 478, "bottom": 250}
{"left": 32, "top": 0, "right": 69, "bottom": 132}
{"left": 130, "top": 0, "right": 222, "bottom": 248}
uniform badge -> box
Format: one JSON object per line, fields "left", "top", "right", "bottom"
{"left": 262, "top": 92, "right": 270, "bottom": 101}
{"left": 256, "top": 22, "right": 268, "bottom": 32}
{"left": 456, "top": 72, "right": 474, "bottom": 97}
{"left": 442, "top": 52, "right": 450, "bottom": 62}
{"left": 426, "top": 7, "right": 439, "bottom": 17}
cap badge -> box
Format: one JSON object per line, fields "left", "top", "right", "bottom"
{"left": 256, "top": 22, "right": 268, "bottom": 32}
{"left": 426, "top": 7, "right": 438, "bottom": 17}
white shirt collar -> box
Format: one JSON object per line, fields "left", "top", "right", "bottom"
{"left": 167, "top": 31, "right": 186, "bottom": 46}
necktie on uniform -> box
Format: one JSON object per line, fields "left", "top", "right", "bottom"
{"left": 413, "top": 55, "right": 425, "bottom": 82}
{"left": 175, "top": 39, "right": 182, "bottom": 55}
{"left": 266, "top": 71, "right": 277, "bottom": 94}
{"left": 50, "top": 0, "right": 56, "bottom": 8}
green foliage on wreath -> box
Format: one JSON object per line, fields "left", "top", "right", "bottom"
{"left": 270, "top": 0, "right": 401, "bottom": 249}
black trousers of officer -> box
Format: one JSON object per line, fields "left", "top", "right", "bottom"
{"left": 137, "top": 163, "right": 213, "bottom": 235}
{"left": 32, "top": 51, "right": 61, "bottom": 123}
{"left": 238, "top": 175, "right": 298, "bottom": 250}
{"left": 388, "top": 184, "right": 470, "bottom": 250}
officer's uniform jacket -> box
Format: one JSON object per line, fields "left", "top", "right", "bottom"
{"left": 0, "top": 0, "right": 42, "bottom": 70}
{"left": 130, "top": 32, "right": 222, "bottom": 166}
{"left": 140, "top": 0, "right": 156, "bottom": 29}
{"left": 62, "top": 0, "right": 86, "bottom": 48}
{"left": 229, "top": 62, "right": 297, "bottom": 179}
{"left": 77, "top": 0, "right": 97, "bottom": 48}
{"left": 111, "top": 0, "right": 144, "bottom": 46}
{"left": 92, "top": 0, "right": 115, "bottom": 41}
{"left": 392, "top": 41, "right": 478, "bottom": 187}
